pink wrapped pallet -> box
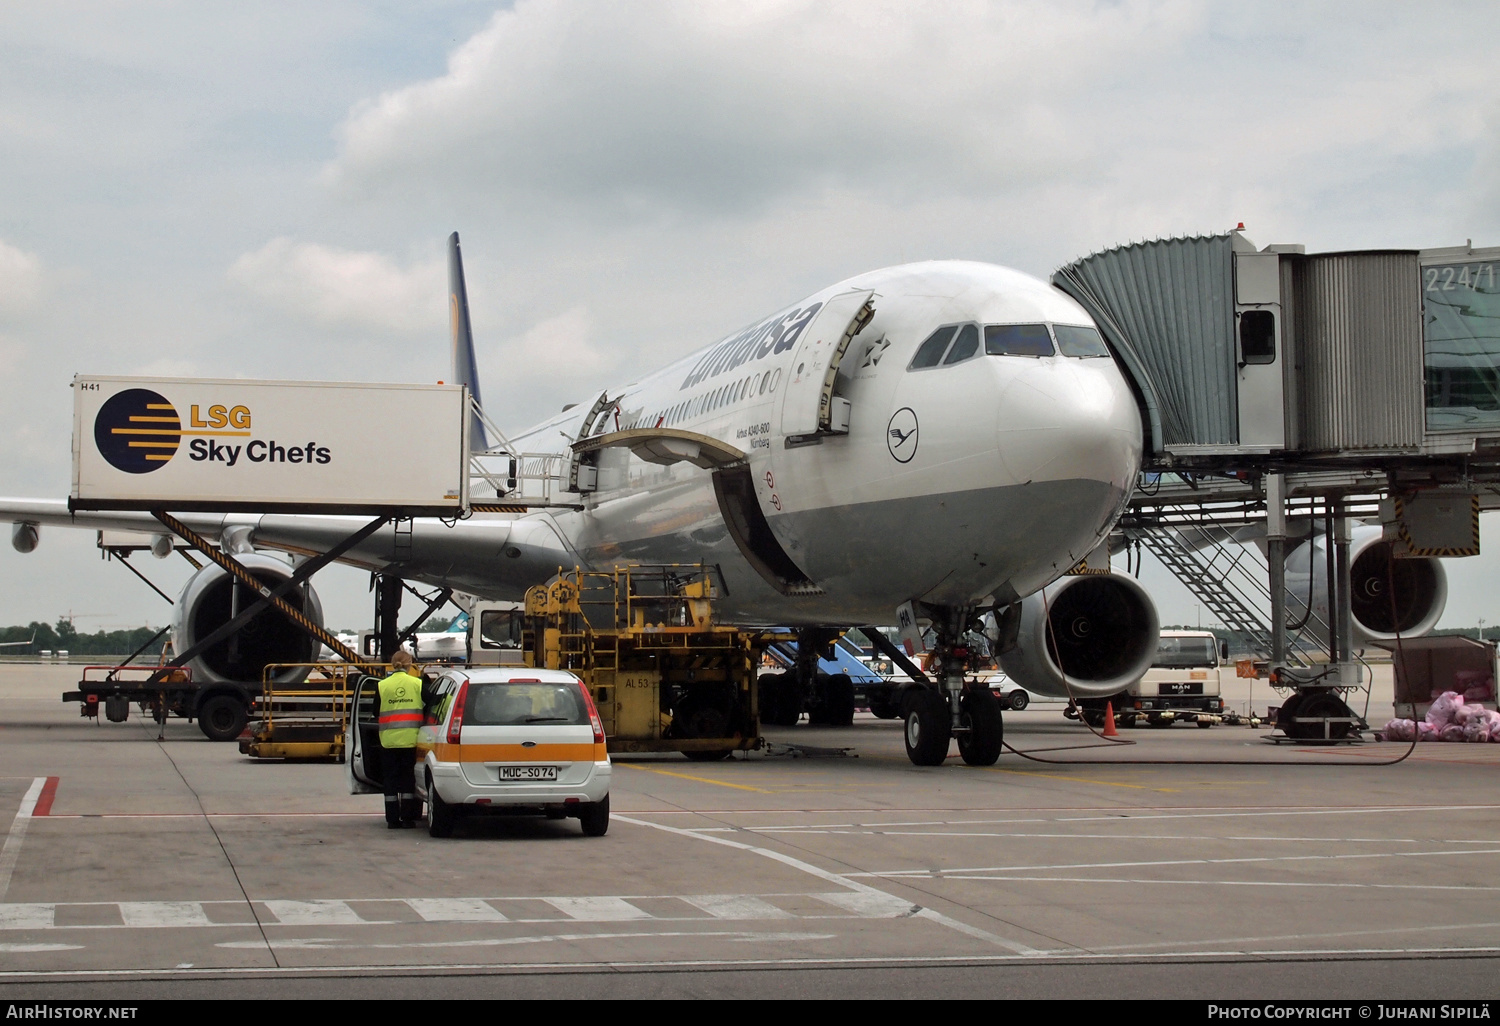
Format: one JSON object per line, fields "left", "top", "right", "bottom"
{"left": 1380, "top": 718, "right": 1416, "bottom": 741}
{"left": 1426, "top": 691, "right": 1463, "bottom": 729}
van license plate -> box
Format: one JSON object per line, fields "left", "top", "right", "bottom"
{"left": 498, "top": 766, "right": 558, "bottom": 781}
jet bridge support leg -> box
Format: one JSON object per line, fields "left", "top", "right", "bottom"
{"left": 903, "top": 606, "right": 1002, "bottom": 767}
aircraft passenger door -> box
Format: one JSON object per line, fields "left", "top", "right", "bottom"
{"left": 346, "top": 673, "right": 384, "bottom": 795}
{"left": 777, "top": 290, "right": 875, "bottom": 438}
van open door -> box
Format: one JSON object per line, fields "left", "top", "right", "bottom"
{"left": 346, "top": 673, "right": 385, "bottom": 795}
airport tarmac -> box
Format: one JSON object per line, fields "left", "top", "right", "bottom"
{"left": 0, "top": 662, "right": 1495, "bottom": 1000}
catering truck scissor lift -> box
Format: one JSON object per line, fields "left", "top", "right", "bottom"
{"left": 504, "top": 564, "right": 768, "bottom": 761}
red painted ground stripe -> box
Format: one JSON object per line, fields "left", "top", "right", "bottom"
{"left": 31, "top": 777, "right": 58, "bottom": 817}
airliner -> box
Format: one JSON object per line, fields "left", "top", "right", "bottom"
{"left": 4, "top": 234, "right": 1155, "bottom": 765}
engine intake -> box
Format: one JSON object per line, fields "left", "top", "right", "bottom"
{"left": 172, "top": 554, "right": 324, "bottom": 685}
{"left": 1286, "top": 525, "right": 1446, "bottom": 649}
{"left": 1000, "top": 572, "right": 1160, "bottom": 699}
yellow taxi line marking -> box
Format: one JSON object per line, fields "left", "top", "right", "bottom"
{"left": 615, "top": 764, "right": 773, "bottom": 793}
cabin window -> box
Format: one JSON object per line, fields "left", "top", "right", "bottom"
{"left": 909, "top": 326, "right": 958, "bottom": 369}
{"left": 942, "top": 323, "right": 981, "bottom": 365}
{"left": 984, "top": 323, "right": 1054, "bottom": 357}
{"left": 1053, "top": 324, "right": 1111, "bottom": 358}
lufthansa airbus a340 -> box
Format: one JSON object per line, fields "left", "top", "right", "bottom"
{"left": 4, "top": 234, "right": 1161, "bottom": 766}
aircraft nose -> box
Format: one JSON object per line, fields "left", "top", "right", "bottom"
{"left": 995, "top": 358, "right": 1142, "bottom": 493}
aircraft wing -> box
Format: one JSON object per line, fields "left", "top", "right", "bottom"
{"left": 2, "top": 498, "right": 580, "bottom": 602}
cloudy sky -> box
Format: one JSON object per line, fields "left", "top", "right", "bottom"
{"left": 2, "top": 1, "right": 1498, "bottom": 633}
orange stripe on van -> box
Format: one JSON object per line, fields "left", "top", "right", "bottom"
{"left": 419, "top": 742, "right": 606, "bottom": 763}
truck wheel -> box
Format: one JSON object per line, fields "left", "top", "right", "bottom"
{"left": 427, "top": 773, "right": 455, "bottom": 838}
{"left": 823, "top": 673, "right": 855, "bottom": 727}
{"left": 904, "top": 689, "right": 951, "bottom": 766}
{"left": 1197, "top": 718, "right": 1214, "bottom": 729}
{"left": 757, "top": 672, "right": 783, "bottom": 725}
{"left": 197, "top": 694, "right": 248, "bottom": 742}
{"left": 579, "top": 794, "right": 610, "bottom": 837}
{"left": 1007, "top": 690, "right": 1030, "bottom": 711}
{"left": 957, "top": 688, "right": 1003, "bottom": 766}
{"left": 867, "top": 689, "right": 899, "bottom": 719}
{"left": 772, "top": 675, "right": 803, "bottom": 727}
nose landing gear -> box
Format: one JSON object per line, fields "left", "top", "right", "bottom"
{"left": 901, "top": 606, "right": 1004, "bottom": 767}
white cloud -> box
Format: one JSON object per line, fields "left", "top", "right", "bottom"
{"left": 326, "top": 0, "right": 1198, "bottom": 214}
{"left": 0, "top": 240, "right": 43, "bottom": 312}
{"left": 227, "top": 237, "right": 444, "bottom": 335}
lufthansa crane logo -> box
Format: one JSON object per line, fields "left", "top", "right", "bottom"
{"left": 886, "top": 407, "right": 918, "bottom": 463}
{"left": 94, "top": 388, "right": 183, "bottom": 474}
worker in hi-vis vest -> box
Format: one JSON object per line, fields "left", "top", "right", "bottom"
{"left": 377, "top": 650, "right": 425, "bottom": 828}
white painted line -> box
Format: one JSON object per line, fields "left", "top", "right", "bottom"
{"left": 682, "top": 895, "right": 793, "bottom": 920}
{"left": 916, "top": 876, "right": 1500, "bottom": 893}
{"left": 850, "top": 846, "right": 1500, "bottom": 879}
{"left": 0, "top": 942, "right": 82, "bottom": 953}
{"left": 614, "top": 814, "right": 1043, "bottom": 956}
{"left": 544, "top": 896, "right": 651, "bottom": 921}
{"left": 261, "top": 900, "right": 364, "bottom": 926}
{"left": 813, "top": 891, "right": 917, "bottom": 918}
{"left": 118, "top": 902, "right": 213, "bottom": 928}
{"left": 0, "top": 778, "right": 46, "bottom": 901}
{"left": 0, "top": 904, "right": 54, "bottom": 930}
{"left": 217, "top": 929, "right": 836, "bottom": 951}
{"left": 406, "top": 898, "right": 508, "bottom": 923}
{"left": 10, "top": 944, "right": 1500, "bottom": 979}
{"left": 1055, "top": 805, "right": 1499, "bottom": 823}
{"left": 759, "top": 829, "right": 1433, "bottom": 843}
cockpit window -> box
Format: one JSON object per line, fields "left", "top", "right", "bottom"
{"left": 941, "top": 324, "right": 980, "bottom": 365}
{"left": 909, "top": 326, "right": 957, "bottom": 369}
{"left": 984, "top": 324, "right": 1054, "bottom": 357}
{"left": 1054, "top": 324, "right": 1111, "bottom": 358}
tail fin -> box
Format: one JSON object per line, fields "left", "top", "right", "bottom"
{"left": 448, "top": 231, "right": 490, "bottom": 452}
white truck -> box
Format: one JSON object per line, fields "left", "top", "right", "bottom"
{"left": 1119, "top": 630, "right": 1228, "bottom": 728}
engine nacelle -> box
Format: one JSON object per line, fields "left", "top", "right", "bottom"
{"left": 1286, "top": 525, "right": 1446, "bottom": 651}
{"left": 11, "top": 522, "right": 38, "bottom": 554}
{"left": 172, "top": 553, "right": 324, "bottom": 686}
{"left": 1000, "top": 571, "right": 1160, "bottom": 699}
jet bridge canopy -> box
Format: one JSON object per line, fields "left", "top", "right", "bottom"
{"left": 1053, "top": 233, "right": 1500, "bottom": 469}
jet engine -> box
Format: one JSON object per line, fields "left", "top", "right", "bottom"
{"left": 11, "top": 522, "right": 38, "bottom": 554}
{"left": 172, "top": 553, "right": 324, "bottom": 686}
{"left": 1000, "top": 572, "right": 1160, "bottom": 700}
{"left": 1286, "top": 525, "right": 1446, "bottom": 650}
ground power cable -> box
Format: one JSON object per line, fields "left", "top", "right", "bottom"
{"left": 995, "top": 550, "right": 1420, "bottom": 768}
{"left": 143, "top": 718, "right": 282, "bottom": 968}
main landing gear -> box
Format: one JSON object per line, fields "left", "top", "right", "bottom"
{"left": 902, "top": 607, "right": 1003, "bottom": 767}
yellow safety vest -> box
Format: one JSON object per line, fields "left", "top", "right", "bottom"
{"left": 377, "top": 671, "right": 424, "bottom": 749}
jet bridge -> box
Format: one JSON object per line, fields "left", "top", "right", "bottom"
{"left": 1054, "top": 233, "right": 1500, "bottom": 739}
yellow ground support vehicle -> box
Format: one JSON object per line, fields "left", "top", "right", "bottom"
{"left": 239, "top": 662, "right": 379, "bottom": 760}
{"left": 520, "top": 565, "right": 765, "bottom": 760}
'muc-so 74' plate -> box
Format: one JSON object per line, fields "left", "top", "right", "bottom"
{"left": 497, "top": 766, "right": 560, "bottom": 781}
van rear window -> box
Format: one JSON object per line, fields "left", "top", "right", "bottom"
{"left": 465, "top": 682, "right": 588, "bottom": 726}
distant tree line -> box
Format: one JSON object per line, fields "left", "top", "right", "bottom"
{"left": 0, "top": 620, "right": 167, "bottom": 656}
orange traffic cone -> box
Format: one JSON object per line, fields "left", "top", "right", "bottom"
{"left": 1102, "top": 701, "right": 1118, "bottom": 737}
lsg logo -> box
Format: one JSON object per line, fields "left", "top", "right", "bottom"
{"left": 93, "top": 390, "right": 330, "bottom": 474}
